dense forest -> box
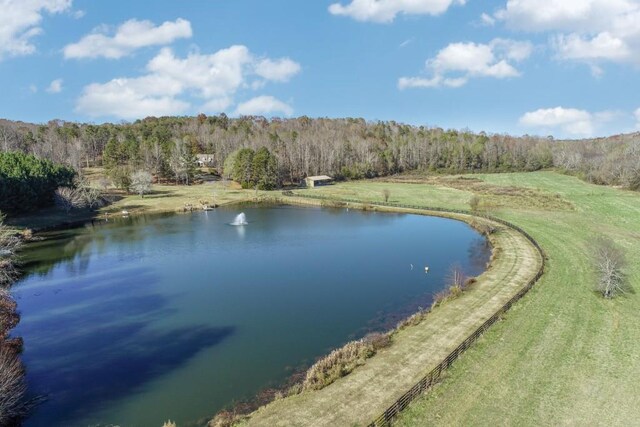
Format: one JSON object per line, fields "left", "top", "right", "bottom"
{"left": 0, "top": 115, "right": 639, "bottom": 192}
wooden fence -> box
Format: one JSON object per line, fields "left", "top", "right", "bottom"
{"left": 284, "top": 193, "right": 546, "bottom": 427}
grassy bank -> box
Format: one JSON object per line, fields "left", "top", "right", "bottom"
{"left": 283, "top": 172, "right": 639, "bottom": 426}
{"left": 392, "top": 172, "right": 640, "bottom": 426}
{"left": 238, "top": 199, "right": 542, "bottom": 426}
{"left": 7, "top": 180, "right": 255, "bottom": 231}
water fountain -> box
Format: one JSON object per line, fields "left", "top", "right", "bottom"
{"left": 231, "top": 212, "right": 248, "bottom": 226}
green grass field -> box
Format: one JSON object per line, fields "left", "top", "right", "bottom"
{"left": 293, "top": 172, "right": 640, "bottom": 426}
{"left": 392, "top": 172, "right": 640, "bottom": 426}
{"left": 11, "top": 170, "right": 640, "bottom": 426}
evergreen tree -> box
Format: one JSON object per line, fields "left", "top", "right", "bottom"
{"left": 0, "top": 152, "right": 76, "bottom": 214}
{"left": 252, "top": 147, "right": 279, "bottom": 190}
{"left": 233, "top": 148, "right": 255, "bottom": 189}
{"left": 223, "top": 149, "right": 240, "bottom": 180}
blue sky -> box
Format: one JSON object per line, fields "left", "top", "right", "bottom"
{"left": 1, "top": 0, "right": 639, "bottom": 138}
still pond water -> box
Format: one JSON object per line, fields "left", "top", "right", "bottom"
{"left": 13, "top": 205, "right": 490, "bottom": 426}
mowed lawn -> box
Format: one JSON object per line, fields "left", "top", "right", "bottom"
{"left": 7, "top": 180, "right": 254, "bottom": 230}
{"left": 294, "top": 171, "right": 640, "bottom": 426}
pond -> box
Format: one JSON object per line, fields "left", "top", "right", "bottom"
{"left": 12, "top": 204, "right": 490, "bottom": 426}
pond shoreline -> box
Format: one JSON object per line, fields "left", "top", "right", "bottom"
{"left": 237, "top": 196, "right": 543, "bottom": 427}
{"left": 12, "top": 190, "right": 530, "bottom": 427}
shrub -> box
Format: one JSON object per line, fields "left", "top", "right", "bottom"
{"left": 0, "top": 152, "right": 76, "bottom": 214}
{"left": 54, "top": 187, "right": 85, "bottom": 213}
{"left": 469, "top": 195, "right": 481, "bottom": 211}
{"left": 396, "top": 309, "right": 429, "bottom": 330}
{"left": 431, "top": 265, "right": 475, "bottom": 309}
{"left": 0, "top": 215, "right": 21, "bottom": 287}
{"left": 286, "top": 383, "right": 302, "bottom": 397}
{"left": 363, "top": 332, "right": 392, "bottom": 350}
{"left": 54, "top": 184, "right": 106, "bottom": 213}
{"left": 470, "top": 219, "right": 498, "bottom": 236}
{"left": 382, "top": 188, "right": 391, "bottom": 203}
{"left": 302, "top": 340, "right": 375, "bottom": 391}
{"left": 465, "top": 277, "right": 478, "bottom": 287}
{"left": 208, "top": 410, "right": 247, "bottom": 427}
{"left": 320, "top": 199, "right": 346, "bottom": 208}
{"left": 0, "top": 290, "right": 19, "bottom": 335}
{"left": 0, "top": 348, "right": 30, "bottom": 426}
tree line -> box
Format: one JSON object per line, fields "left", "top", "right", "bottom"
{"left": 0, "top": 115, "right": 638, "bottom": 191}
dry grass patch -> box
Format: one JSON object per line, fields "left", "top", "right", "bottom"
{"left": 381, "top": 175, "right": 573, "bottom": 211}
{"left": 302, "top": 339, "right": 375, "bottom": 391}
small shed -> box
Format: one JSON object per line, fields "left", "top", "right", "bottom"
{"left": 196, "top": 154, "right": 215, "bottom": 167}
{"left": 305, "top": 175, "right": 334, "bottom": 188}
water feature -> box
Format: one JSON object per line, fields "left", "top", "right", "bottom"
{"left": 231, "top": 212, "right": 248, "bottom": 226}
{"left": 12, "top": 204, "right": 490, "bottom": 426}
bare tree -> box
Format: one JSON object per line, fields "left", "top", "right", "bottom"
{"left": 448, "top": 263, "right": 467, "bottom": 289}
{"left": 469, "top": 195, "right": 480, "bottom": 212}
{"left": 54, "top": 187, "right": 85, "bottom": 213}
{"left": 593, "top": 237, "right": 628, "bottom": 298}
{"left": 77, "top": 185, "right": 104, "bottom": 209}
{"left": 130, "top": 171, "right": 153, "bottom": 198}
{"left": 54, "top": 182, "right": 105, "bottom": 213}
{"left": 382, "top": 188, "right": 391, "bottom": 203}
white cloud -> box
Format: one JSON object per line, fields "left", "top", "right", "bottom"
{"left": 399, "top": 38, "right": 414, "bottom": 48}
{"left": 46, "top": 78, "right": 63, "bottom": 93}
{"left": 399, "top": 38, "right": 532, "bottom": 89}
{"left": 254, "top": 58, "right": 301, "bottom": 82}
{"left": 0, "top": 0, "right": 72, "bottom": 60}
{"left": 328, "top": 0, "right": 465, "bottom": 23}
{"left": 519, "top": 106, "right": 616, "bottom": 136}
{"left": 146, "top": 46, "right": 252, "bottom": 99}
{"left": 492, "top": 0, "right": 640, "bottom": 68}
{"left": 64, "top": 18, "right": 192, "bottom": 59}
{"left": 201, "top": 97, "right": 233, "bottom": 113}
{"left": 480, "top": 13, "right": 496, "bottom": 26}
{"left": 77, "top": 76, "right": 190, "bottom": 119}
{"left": 76, "top": 46, "right": 300, "bottom": 120}
{"left": 634, "top": 108, "right": 640, "bottom": 129}
{"left": 235, "top": 96, "right": 293, "bottom": 117}
{"left": 553, "top": 32, "right": 631, "bottom": 61}
{"left": 29, "top": 84, "right": 38, "bottom": 93}
{"left": 495, "top": 0, "right": 614, "bottom": 32}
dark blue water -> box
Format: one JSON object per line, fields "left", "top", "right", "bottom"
{"left": 12, "top": 205, "right": 489, "bottom": 426}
